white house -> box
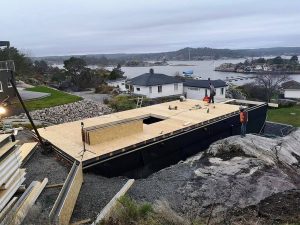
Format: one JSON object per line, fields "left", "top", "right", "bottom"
{"left": 106, "top": 78, "right": 127, "bottom": 92}
{"left": 129, "top": 69, "right": 183, "bottom": 98}
{"left": 282, "top": 80, "right": 300, "bottom": 99}
{"left": 183, "top": 79, "right": 227, "bottom": 100}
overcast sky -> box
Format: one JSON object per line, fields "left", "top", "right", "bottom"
{"left": 1, "top": 0, "right": 300, "bottom": 56}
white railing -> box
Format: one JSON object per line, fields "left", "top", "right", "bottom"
{"left": 0, "top": 60, "right": 15, "bottom": 71}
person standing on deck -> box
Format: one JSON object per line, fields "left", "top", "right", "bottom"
{"left": 208, "top": 82, "right": 216, "bottom": 103}
{"left": 239, "top": 106, "right": 248, "bottom": 137}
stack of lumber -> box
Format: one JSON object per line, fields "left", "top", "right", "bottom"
{"left": 83, "top": 118, "right": 143, "bottom": 145}
{"left": 0, "top": 134, "right": 42, "bottom": 225}
{"left": 1, "top": 179, "right": 48, "bottom": 225}
{"left": 0, "top": 134, "right": 25, "bottom": 212}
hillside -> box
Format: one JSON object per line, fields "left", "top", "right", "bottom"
{"left": 36, "top": 47, "right": 300, "bottom": 64}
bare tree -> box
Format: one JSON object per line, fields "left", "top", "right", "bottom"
{"left": 255, "top": 74, "right": 290, "bottom": 102}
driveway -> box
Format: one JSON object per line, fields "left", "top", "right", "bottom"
{"left": 18, "top": 89, "right": 51, "bottom": 101}
{"left": 71, "top": 89, "right": 111, "bottom": 103}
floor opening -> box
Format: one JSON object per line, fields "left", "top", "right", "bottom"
{"left": 143, "top": 116, "right": 165, "bottom": 125}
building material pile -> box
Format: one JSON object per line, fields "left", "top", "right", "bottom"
{"left": 0, "top": 134, "right": 25, "bottom": 212}
{"left": 0, "top": 134, "right": 46, "bottom": 224}
{"left": 83, "top": 118, "right": 144, "bottom": 145}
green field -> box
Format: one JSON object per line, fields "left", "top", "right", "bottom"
{"left": 24, "top": 86, "right": 82, "bottom": 111}
{"left": 267, "top": 105, "right": 300, "bottom": 127}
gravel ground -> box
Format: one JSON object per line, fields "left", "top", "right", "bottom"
{"left": 11, "top": 99, "right": 112, "bottom": 124}
{"left": 18, "top": 128, "right": 128, "bottom": 224}
{"left": 22, "top": 149, "right": 128, "bottom": 224}
{"left": 71, "top": 89, "right": 111, "bottom": 104}
{"left": 71, "top": 174, "right": 128, "bottom": 223}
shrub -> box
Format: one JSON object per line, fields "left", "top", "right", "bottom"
{"left": 99, "top": 196, "right": 204, "bottom": 225}
{"left": 108, "top": 95, "right": 136, "bottom": 111}
{"left": 95, "top": 84, "right": 114, "bottom": 94}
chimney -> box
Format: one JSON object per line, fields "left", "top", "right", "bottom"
{"left": 149, "top": 68, "right": 154, "bottom": 74}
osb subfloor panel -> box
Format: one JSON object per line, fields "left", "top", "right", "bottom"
{"left": 38, "top": 99, "right": 240, "bottom": 162}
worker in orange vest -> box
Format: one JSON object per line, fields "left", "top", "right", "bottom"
{"left": 239, "top": 106, "right": 248, "bottom": 137}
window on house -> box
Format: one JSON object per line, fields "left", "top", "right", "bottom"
{"left": 136, "top": 87, "right": 140, "bottom": 91}
{"left": 221, "top": 88, "right": 224, "bottom": 95}
{"left": 149, "top": 86, "right": 152, "bottom": 93}
{"left": 0, "top": 82, "right": 3, "bottom": 92}
{"left": 174, "top": 83, "right": 178, "bottom": 91}
{"left": 205, "top": 88, "right": 208, "bottom": 96}
{"left": 158, "top": 85, "right": 162, "bottom": 93}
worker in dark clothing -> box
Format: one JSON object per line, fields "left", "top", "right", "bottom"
{"left": 239, "top": 106, "right": 248, "bottom": 137}
{"left": 208, "top": 82, "right": 216, "bottom": 103}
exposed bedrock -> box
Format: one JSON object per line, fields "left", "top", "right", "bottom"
{"left": 129, "top": 130, "right": 300, "bottom": 223}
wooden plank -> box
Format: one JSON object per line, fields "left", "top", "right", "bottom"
{"left": 0, "top": 134, "right": 10, "bottom": 143}
{"left": 0, "top": 182, "right": 37, "bottom": 225}
{"left": 49, "top": 162, "right": 83, "bottom": 225}
{"left": 0, "top": 169, "right": 26, "bottom": 190}
{"left": 8, "top": 179, "right": 48, "bottom": 225}
{"left": 92, "top": 179, "right": 135, "bottom": 225}
{"left": 0, "top": 134, "right": 10, "bottom": 148}
{"left": 0, "top": 150, "right": 22, "bottom": 187}
{"left": 0, "top": 197, "right": 18, "bottom": 222}
{"left": 0, "top": 174, "right": 25, "bottom": 212}
{"left": 0, "top": 141, "right": 19, "bottom": 161}
{"left": 70, "top": 218, "right": 91, "bottom": 225}
{"left": 19, "top": 142, "right": 38, "bottom": 165}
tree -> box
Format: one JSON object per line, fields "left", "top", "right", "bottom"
{"left": 255, "top": 74, "right": 290, "bottom": 102}
{"left": 108, "top": 64, "right": 124, "bottom": 80}
{"left": 272, "top": 56, "right": 284, "bottom": 64}
{"left": 256, "top": 58, "right": 266, "bottom": 64}
{"left": 34, "top": 60, "right": 48, "bottom": 74}
{"left": 63, "top": 57, "right": 88, "bottom": 89}
{"left": 290, "top": 55, "right": 299, "bottom": 64}
{"left": 0, "top": 47, "right": 33, "bottom": 76}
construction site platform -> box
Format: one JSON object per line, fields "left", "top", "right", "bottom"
{"left": 38, "top": 99, "right": 241, "bottom": 166}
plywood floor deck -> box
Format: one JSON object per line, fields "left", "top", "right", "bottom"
{"left": 38, "top": 99, "right": 241, "bottom": 163}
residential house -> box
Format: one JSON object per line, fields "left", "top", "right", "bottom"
{"left": 129, "top": 69, "right": 183, "bottom": 98}
{"left": 183, "top": 79, "right": 227, "bottom": 100}
{"left": 128, "top": 69, "right": 227, "bottom": 100}
{"left": 282, "top": 80, "right": 300, "bottom": 99}
{"left": 106, "top": 78, "right": 127, "bottom": 92}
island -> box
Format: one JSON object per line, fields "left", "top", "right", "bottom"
{"left": 215, "top": 56, "right": 300, "bottom": 74}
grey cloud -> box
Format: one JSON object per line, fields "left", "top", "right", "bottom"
{"left": 1, "top": 0, "right": 300, "bottom": 56}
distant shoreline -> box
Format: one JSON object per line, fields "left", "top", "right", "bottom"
{"left": 214, "top": 69, "right": 300, "bottom": 75}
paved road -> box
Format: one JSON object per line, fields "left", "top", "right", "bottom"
{"left": 18, "top": 89, "right": 51, "bottom": 101}
{"left": 71, "top": 89, "right": 110, "bottom": 103}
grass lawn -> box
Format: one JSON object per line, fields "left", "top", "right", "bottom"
{"left": 267, "top": 105, "right": 300, "bottom": 127}
{"left": 23, "top": 86, "right": 82, "bottom": 111}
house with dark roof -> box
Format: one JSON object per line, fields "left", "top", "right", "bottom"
{"left": 183, "top": 79, "right": 227, "bottom": 99}
{"left": 128, "top": 69, "right": 228, "bottom": 100}
{"left": 129, "top": 69, "right": 183, "bottom": 98}
{"left": 282, "top": 80, "right": 300, "bottom": 99}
